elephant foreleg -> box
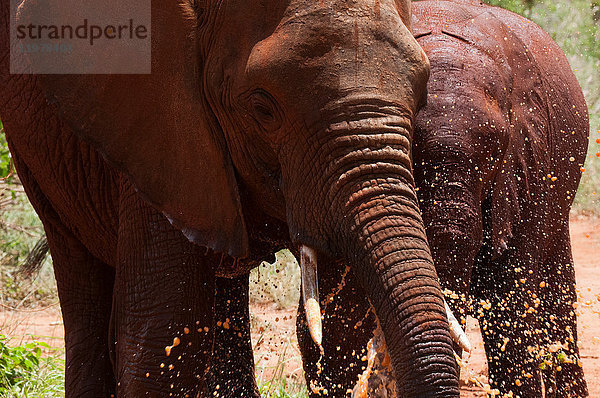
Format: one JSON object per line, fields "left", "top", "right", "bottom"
{"left": 11, "top": 155, "right": 116, "bottom": 397}
{"left": 49, "top": 232, "right": 116, "bottom": 398}
{"left": 539, "top": 226, "right": 588, "bottom": 397}
{"left": 206, "top": 275, "right": 260, "bottom": 397}
{"left": 472, "top": 248, "right": 544, "bottom": 397}
{"left": 420, "top": 186, "right": 483, "bottom": 355}
{"left": 113, "top": 181, "right": 216, "bottom": 397}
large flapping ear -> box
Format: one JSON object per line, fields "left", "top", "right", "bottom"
{"left": 16, "top": 0, "right": 248, "bottom": 257}
{"left": 442, "top": 10, "right": 554, "bottom": 258}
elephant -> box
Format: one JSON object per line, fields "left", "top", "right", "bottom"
{"left": 0, "top": 0, "right": 468, "bottom": 396}
{"left": 297, "top": 1, "right": 590, "bottom": 397}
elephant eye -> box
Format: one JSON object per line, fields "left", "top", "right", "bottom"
{"left": 247, "top": 90, "right": 282, "bottom": 132}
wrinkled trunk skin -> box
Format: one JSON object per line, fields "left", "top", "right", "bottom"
{"left": 343, "top": 188, "right": 459, "bottom": 397}
{"left": 284, "top": 115, "right": 459, "bottom": 396}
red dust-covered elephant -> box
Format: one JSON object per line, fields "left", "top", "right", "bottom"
{"left": 0, "top": 0, "right": 469, "bottom": 396}
{"left": 297, "top": 1, "right": 589, "bottom": 397}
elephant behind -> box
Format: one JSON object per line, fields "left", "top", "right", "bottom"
{"left": 413, "top": 1, "right": 589, "bottom": 395}
{"left": 298, "top": 1, "right": 590, "bottom": 397}
{"left": 1, "top": 0, "right": 463, "bottom": 396}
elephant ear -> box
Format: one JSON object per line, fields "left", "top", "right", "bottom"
{"left": 17, "top": 0, "right": 249, "bottom": 257}
{"left": 443, "top": 10, "right": 551, "bottom": 258}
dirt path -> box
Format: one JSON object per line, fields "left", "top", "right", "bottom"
{"left": 1, "top": 217, "right": 598, "bottom": 396}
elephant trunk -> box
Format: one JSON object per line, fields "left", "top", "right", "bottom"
{"left": 285, "top": 112, "right": 460, "bottom": 396}
{"left": 342, "top": 190, "right": 459, "bottom": 396}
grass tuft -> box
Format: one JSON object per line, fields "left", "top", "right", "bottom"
{"left": 0, "top": 335, "right": 65, "bottom": 398}
{"left": 256, "top": 341, "right": 307, "bottom": 398}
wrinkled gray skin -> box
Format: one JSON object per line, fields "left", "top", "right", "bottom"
{"left": 1, "top": 0, "right": 461, "bottom": 397}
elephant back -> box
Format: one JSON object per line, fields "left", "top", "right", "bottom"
{"left": 412, "top": 0, "right": 588, "bottom": 257}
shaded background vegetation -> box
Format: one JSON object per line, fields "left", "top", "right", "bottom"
{"left": 0, "top": 0, "right": 598, "bottom": 396}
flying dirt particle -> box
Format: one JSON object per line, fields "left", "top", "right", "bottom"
{"left": 580, "top": 167, "right": 586, "bottom": 172}
{"left": 540, "top": 281, "right": 546, "bottom": 288}
{"left": 500, "top": 337, "right": 509, "bottom": 352}
{"left": 165, "top": 337, "right": 181, "bottom": 357}
{"left": 146, "top": 373, "right": 149, "bottom": 378}
{"left": 596, "top": 138, "right": 600, "bottom": 144}
{"left": 184, "top": 327, "right": 190, "bottom": 334}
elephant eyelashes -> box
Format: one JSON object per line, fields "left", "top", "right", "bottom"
{"left": 246, "top": 90, "right": 282, "bottom": 132}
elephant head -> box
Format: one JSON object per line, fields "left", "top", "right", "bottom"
{"left": 17, "top": 0, "right": 459, "bottom": 395}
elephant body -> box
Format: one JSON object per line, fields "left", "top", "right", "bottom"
{"left": 299, "top": 1, "right": 589, "bottom": 397}
{"left": 2, "top": 0, "right": 462, "bottom": 397}
{"left": 0, "top": 67, "right": 266, "bottom": 397}
{"left": 413, "top": 1, "right": 588, "bottom": 396}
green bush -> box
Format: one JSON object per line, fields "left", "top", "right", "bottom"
{"left": 250, "top": 250, "right": 301, "bottom": 310}
{"left": 0, "top": 121, "right": 13, "bottom": 181}
{"left": 0, "top": 336, "right": 64, "bottom": 397}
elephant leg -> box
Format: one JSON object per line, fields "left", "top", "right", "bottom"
{"left": 113, "top": 181, "right": 216, "bottom": 397}
{"left": 539, "top": 226, "right": 588, "bottom": 397}
{"left": 472, "top": 248, "right": 544, "bottom": 397}
{"left": 46, "top": 223, "right": 117, "bottom": 397}
{"left": 206, "top": 275, "right": 260, "bottom": 397}
{"left": 414, "top": 165, "right": 483, "bottom": 356}
{"left": 48, "top": 231, "right": 116, "bottom": 397}
{"left": 11, "top": 156, "right": 116, "bottom": 397}
{"left": 297, "top": 260, "right": 377, "bottom": 397}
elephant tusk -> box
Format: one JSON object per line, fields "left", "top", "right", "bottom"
{"left": 445, "top": 300, "right": 472, "bottom": 353}
{"left": 300, "top": 245, "right": 323, "bottom": 347}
